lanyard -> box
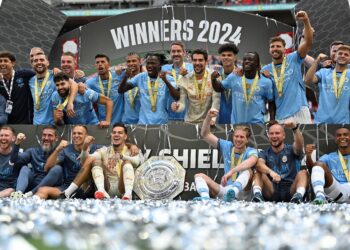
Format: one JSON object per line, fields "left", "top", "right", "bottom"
{"left": 1, "top": 70, "right": 15, "bottom": 100}
{"left": 34, "top": 71, "right": 50, "bottom": 110}
{"left": 193, "top": 70, "right": 208, "bottom": 101}
{"left": 242, "top": 71, "right": 259, "bottom": 104}
{"left": 338, "top": 150, "right": 349, "bottom": 182}
{"left": 147, "top": 76, "right": 160, "bottom": 112}
{"left": 230, "top": 147, "right": 245, "bottom": 181}
{"left": 333, "top": 69, "right": 348, "bottom": 99}
{"left": 98, "top": 71, "right": 112, "bottom": 97}
{"left": 272, "top": 57, "right": 286, "bottom": 97}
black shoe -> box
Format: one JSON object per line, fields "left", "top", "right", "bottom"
{"left": 59, "top": 192, "right": 68, "bottom": 199}
{"left": 252, "top": 192, "right": 264, "bottom": 202}
{"left": 290, "top": 192, "right": 303, "bottom": 204}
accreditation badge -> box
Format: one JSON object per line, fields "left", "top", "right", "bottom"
{"left": 134, "top": 156, "right": 186, "bottom": 200}
{"left": 5, "top": 100, "right": 13, "bottom": 114}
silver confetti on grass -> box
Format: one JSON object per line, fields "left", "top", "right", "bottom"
{"left": 1, "top": 199, "right": 350, "bottom": 249}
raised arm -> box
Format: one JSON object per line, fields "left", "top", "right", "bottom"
{"left": 11, "top": 133, "right": 32, "bottom": 167}
{"left": 285, "top": 121, "right": 304, "bottom": 156}
{"left": 159, "top": 71, "right": 180, "bottom": 101}
{"left": 44, "top": 140, "right": 68, "bottom": 172}
{"left": 305, "top": 53, "right": 327, "bottom": 84}
{"left": 78, "top": 135, "right": 95, "bottom": 164}
{"left": 210, "top": 69, "right": 225, "bottom": 92}
{"left": 118, "top": 69, "right": 134, "bottom": 93}
{"left": 296, "top": 11, "right": 313, "bottom": 58}
{"left": 200, "top": 109, "right": 219, "bottom": 148}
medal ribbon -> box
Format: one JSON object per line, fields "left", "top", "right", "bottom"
{"left": 147, "top": 76, "right": 159, "bottom": 112}
{"left": 242, "top": 71, "right": 259, "bottom": 104}
{"left": 230, "top": 147, "right": 245, "bottom": 181}
{"left": 193, "top": 70, "right": 208, "bottom": 101}
{"left": 128, "top": 87, "right": 138, "bottom": 109}
{"left": 222, "top": 67, "right": 235, "bottom": 103}
{"left": 111, "top": 145, "right": 128, "bottom": 177}
{"left": 171, "top": 62, "right": 185, "bottom": 83}
{"left": 34, "top": 71, "right": 50, "bottom": 110}
{"left": 338, "top": 150, "right": 349, "bottom": 182}
{"left": 272, "top": 57, "right": 286, "bottom": 97}
{"left": 1, "top": 70, "right": 15, "bottom": 100}
{"left": 333, "top": 69, "right": 348, "bottom": 99}
{"left": 56, "top": 97, "right": 69, "bottom": 110}
{"left": 98, "top": 71, "right": 112, "bottom": 97}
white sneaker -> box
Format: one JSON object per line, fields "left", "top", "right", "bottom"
{"left": 24, "top": 191, "right": 33, "bottom": 198}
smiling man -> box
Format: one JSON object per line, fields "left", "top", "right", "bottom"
{"left": 119, "top": 53, "right": 179, "bottom": 125}
{"left": 0, "top": 126, "right": 21, "bottom": 198}
{"left": 120, "top": 52, "right": 143, "bottom": 124}
{"left": 91, "top": 123, "right": 142, "bottom": 200}
{"left": 215, "top": 43, "right": 239, "bottom": 124}
{"left": 61, "top": 123, "right": 141, "bottom": 200}
{"left": 305, "top": 45, "right": 350, "bottom": 124}
{"left": 51, "top": 72, "right": 112, "bottom": 126}
{"left": 29, "top": 54, "right": 77, "bottom": 125}
{"left": 86, "top": 54, "right": 124, "bottom": 126}
{"left": 171, "top": 49, "right": 220, "bottom": 124}
{"left": 252, "top": 121, "right": 309, "bottom": 203}
{"left": 162, "top": 41, "right": 193, "bottom": 122}
{"left": 262, "top": 11, "right": 313, "bottom": 124}
{"left": 311, "top": 127, "right": 350, "bottom": 204}
{"left": 35, "top": 125, "right": 98, "bottom": 200}
{"left": 10, "top": 126, "right": 63, "bottom": 198}
{"left": 212, "top": 52, "right": 273, "bottom": 124}
{"left": 0, "top": 51, "right": 35, "bottom": 124}
{"left": 194, "top": 109, "right": 258, "bottom": 201}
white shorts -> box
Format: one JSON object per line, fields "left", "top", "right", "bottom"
{"left": 278, "top": 106, "right": 312, "bottom": 124}
{"left": 217, "top": 184, "right": 252, "bottom": 201}
{"left": 325, "top": 177, "right": 350, "bottom": 203}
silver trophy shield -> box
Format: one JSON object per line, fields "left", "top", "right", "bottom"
{"left": 134, "top": 156, "right": 186, "bottom": 200}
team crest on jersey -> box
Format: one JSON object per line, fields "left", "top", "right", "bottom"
{"left": 16, "top": 78, "right": 24, "bottom": 88}
{"left": 282, "top": 155, "right": 287, "bottom": 163}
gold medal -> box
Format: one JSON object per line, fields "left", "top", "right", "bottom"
{"left": 99, "top": 71, "right": 112, "bottom": 97}
{"left": 272, "top": 57, "right": 286, "bottom": 97}
{"left": 147, "top": 77, "right": 159, "bottom": 113}
{"left": 34, "top": 71, "right": 50, "bottom": 111}
{"left": 333, "top": 69, "right": 348, "bottom": 99}
{"left": 242, "top": 71, "right": 259, "bottom": 104}
{"left": 193, "top": 70, "right": 208, "bottom": 102}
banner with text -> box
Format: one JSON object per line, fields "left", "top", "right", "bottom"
{"left": 11, "top": 124, "right": 341, "bottom": 200}
{"left": 49, "top": 6, "right": 293, "bottom": 74}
